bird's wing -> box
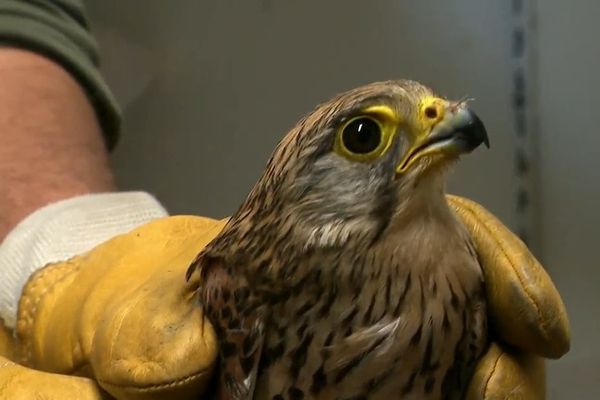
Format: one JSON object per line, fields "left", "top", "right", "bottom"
{"left": 191, "top": 255, "right": 266, "bottom": 400}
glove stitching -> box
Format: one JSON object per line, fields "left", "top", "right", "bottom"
{"left": 97, "top": 367, "right": 212, "bottom": 393}
{"left": 457, "top": 200, "right": 550, "bottom": 342}
{"left": 17, "top": 259, "right": 82, "bottom": 365}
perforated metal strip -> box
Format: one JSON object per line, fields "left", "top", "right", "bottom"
{"left": 511, "top": 0, "right": 540, "bottom": 252}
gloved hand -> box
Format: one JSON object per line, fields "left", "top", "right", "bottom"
{"left": 448, "top": 196, "right": 570, "bottom": 399}
{"left": 0, "top": 196, "right": 570, "bottom": 400}
{"left": 1, "top": 215, "right": 226, "bottom": 400}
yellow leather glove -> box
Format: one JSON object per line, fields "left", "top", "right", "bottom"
{"left": 448, "top": 196, "right": 570, "bottom": 399}
{"left": 0, "top": 196, "right": 569, "bottom": 400}
{"left": 1, "top": 215, "right": 226, "bottom": 400}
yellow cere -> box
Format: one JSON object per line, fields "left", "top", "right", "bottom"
{"left": 334, "top": 104, "right": 401, "bottom": 163}
{"left": 418, "top": 97, "right": 446, "bottom": 126}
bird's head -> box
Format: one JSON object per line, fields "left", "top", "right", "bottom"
{"left": 238, "top": 80, "right": 489, "bottom": 250}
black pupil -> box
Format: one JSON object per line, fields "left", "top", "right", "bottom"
{"left": 342, "top": 118, "right": 382, "bottom": 154}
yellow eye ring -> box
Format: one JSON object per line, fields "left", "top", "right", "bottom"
{"left": 334, "top": 115, "right": 396, "bottom": 162}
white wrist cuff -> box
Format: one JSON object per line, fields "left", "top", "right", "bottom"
{"left": 0, "top": 192, "right": 168, "bottom": 328}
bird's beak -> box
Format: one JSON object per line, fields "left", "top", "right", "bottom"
{"left": 396, "top": 106, "right": 489, "bottom": 174}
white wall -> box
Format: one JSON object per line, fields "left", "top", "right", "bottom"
{"left": 537, "top": 1, "right": 600, "bottom": 398}
{"left": 87, "top": 0, "right": 516, "bottom": 225}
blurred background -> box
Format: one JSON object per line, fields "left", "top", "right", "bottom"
{"left": 85, "top": 1, "right": 598, "bottom": 398}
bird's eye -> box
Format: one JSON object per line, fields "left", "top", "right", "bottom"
{"left": 334, "top": 110, "right": 397, "bottom": 162}
{"left": 340, "top": 117, "right": 382, "bottom": 155}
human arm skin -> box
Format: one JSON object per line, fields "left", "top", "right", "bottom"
{"left": 0, "top": 48, "right": 115, "bottom": 241}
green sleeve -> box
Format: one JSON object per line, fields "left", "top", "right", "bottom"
{"left": 0, "top": 0, "right": 120, "bottom": 149}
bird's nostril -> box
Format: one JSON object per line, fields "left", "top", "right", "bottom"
{"left": 424, "top": 106, "right": 438, "bottom": 119}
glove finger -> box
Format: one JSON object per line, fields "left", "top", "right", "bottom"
{"left": 0, "top": 356, "right": 106, "bottom": 400}
{"left": 465, "top": 342, "right": 545, "bottom": 400}
{"left": 447, "top": 195, "right": 570, "bottom": 358}
{"left": 88, "top": 216, "right": 226, "bottom": 399}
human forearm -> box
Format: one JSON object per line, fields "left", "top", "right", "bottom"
{"left": 0, "top": 48, "right": 115, "bottom": 240}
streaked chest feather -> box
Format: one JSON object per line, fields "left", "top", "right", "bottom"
{"left": 254, "top": 228, "right": 487, "bottom": 400}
